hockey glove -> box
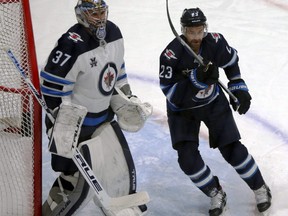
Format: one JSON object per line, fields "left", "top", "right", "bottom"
{"left": 228, "top": 79, "right": 252, "bottom": 115}
{"left": 189, "top": 61, "right": 219, "bottom": 89}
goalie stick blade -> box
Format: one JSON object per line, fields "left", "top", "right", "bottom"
{"left": 108, "top": 191, "right": 150, "bottom": 211}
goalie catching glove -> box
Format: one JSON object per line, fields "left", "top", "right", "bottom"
{"left": 110, "top": 87, "right": 153, "bottom": 132}
{"left": 48, "top": 101, "right": 87, "bottom": 158}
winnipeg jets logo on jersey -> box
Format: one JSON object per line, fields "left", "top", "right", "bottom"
{"left": 195, "top": 85, "right": 215, "bottom": 99}
{"left": 99, "top": 63, "right": 117, "bottom": 96}
{"left": 164, "top": 49, "right": 177, "bottom": 60}
{"left": 104, "top": 71, "right": 114, "bottom": 88}
{"left": 211, "top": 33, "right": 221, "bottom": 43}
{"left": 68, "top": 32, "right": 84, "bottom": 43}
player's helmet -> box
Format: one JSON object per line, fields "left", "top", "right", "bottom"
{"left": 75, "top": 0, "right": 108, "bottom": 40}
{"left": 180, "top": 8, "right": 207, "bottom": 27}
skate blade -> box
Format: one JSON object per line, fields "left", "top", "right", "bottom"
{"left": 256, "top": 207, "right": 271, "bottom": 216}
{"left": 258, "top": 210, "right": 270, "bottom": 216}
{"left": 256, "top": 203, "right": 271, "bottom": 216}
{"left": 217, "top": 205, "right": 228, "bottom": 216}
{"left": 213, "top": 201, "right": 230, "bottom": 216}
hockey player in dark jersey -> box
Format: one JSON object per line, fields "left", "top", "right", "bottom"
{"left": 41, "top": 1, "right": 152, "bottom": 215}
{"left": 159, "top": 8, "right": 271, "bottom": 216}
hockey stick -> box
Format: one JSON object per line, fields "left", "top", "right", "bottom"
{"left": 165, "top": 0, "right": 239, "bottom": 105}
{"left": 5, "top": 48, "right": 149, "bottom": 211}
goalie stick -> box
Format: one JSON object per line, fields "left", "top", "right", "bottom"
{"left": 165, "top": 0, "right": 239, "bottom": 105}
{"left": 5, "top": 48, "right": 149, "bottom": 211}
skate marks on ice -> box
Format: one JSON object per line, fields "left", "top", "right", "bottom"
{"left": 43, "top": 116, "right": 284, "bottom": 216}
{"left": 123, "top": 119, "right": 264, "bottom": 216}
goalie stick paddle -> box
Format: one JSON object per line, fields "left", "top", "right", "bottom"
{"left": 5, "top": 48, "right": 150, "bottom": 211}
{"left": 165, "top": 0, "right": 239, "bottom": 105}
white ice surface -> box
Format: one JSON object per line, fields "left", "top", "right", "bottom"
{"left": 30, "top": 0, "right": 288, "bottom": 215}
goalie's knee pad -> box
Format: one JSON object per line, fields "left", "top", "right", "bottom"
{"left": 43, "top": 121, "right": 139, "bottom": 215}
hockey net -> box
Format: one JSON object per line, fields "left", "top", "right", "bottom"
{"left": 0, "top": 0, "right": 42, "bottom": 215}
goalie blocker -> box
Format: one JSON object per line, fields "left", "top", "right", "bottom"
{"left": 48, "top": 101, "right": 88, "bottom": 158}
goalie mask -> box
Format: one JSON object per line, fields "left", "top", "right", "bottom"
{"left": 75, "top": 0, "right": 108, "bottom": 40}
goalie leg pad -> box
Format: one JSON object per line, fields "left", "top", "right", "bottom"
{"left": 43, "top": 121, "right": 141, "bottom": 216}
{"left": 78, "top": 122, "right": 148, "bottom": 215}
{"left": 78, "top": 122, "right": 132, "bottom": 200}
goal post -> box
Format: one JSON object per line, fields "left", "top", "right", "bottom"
{"left": 0, "top": 0, "right": 42, "bottom": 215}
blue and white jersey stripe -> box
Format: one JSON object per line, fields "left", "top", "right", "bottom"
{"left": 188, "top": 165, "right": 214, "bottom": 189}
{"left": 233, "top": 154, "right": 259, "bottom": 179}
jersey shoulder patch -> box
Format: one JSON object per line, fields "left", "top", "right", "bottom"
{"left": 161, "top": 37, "right": 182, "bottom": 61}
{"left": 57, "top": 24, "right": 88, "bottom": 54}
{"left": 67, "top": 31, "right": 84, "bottom": 43}
{"left": 209, "top": 32, "right": 222, "bottom": 43}
{"left": 163, "top": 48, "right": 177, "bottom": 60}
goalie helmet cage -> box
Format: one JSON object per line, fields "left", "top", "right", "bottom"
{"left": 0, "top": 0, "right": 42, "bottom": 215}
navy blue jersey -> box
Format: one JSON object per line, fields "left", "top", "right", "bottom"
{"left": 41, "top": 21, "right": 129, "bottom": 126}
{"left": 159, "top": 33, "right": 241, "bottom": 111}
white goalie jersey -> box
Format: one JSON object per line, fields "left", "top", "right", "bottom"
{"left": 41, "top": 21, "right": 152, "bottom": 158}
{"left": 40, "top": 21, "right": 132, "bottom": 128}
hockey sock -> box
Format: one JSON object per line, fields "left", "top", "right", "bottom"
{"left": 219, "top": 141, "right": 265, "bottom": 190}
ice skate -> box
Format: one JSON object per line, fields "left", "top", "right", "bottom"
{"left": 254, "top": 184, "right": 272, "bottom": 215}
{"left": 205, "top": 176, "right": 227, "bottom": 216}
{"left": 209, "top": 182, "right": 227, "bottom": 216}
{"left": 209, "top": 188, "right": 227, "bottom": 216}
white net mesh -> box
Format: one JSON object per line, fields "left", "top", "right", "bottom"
{"left": 0, "top": 0, "right": 39, "bottom": 215}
